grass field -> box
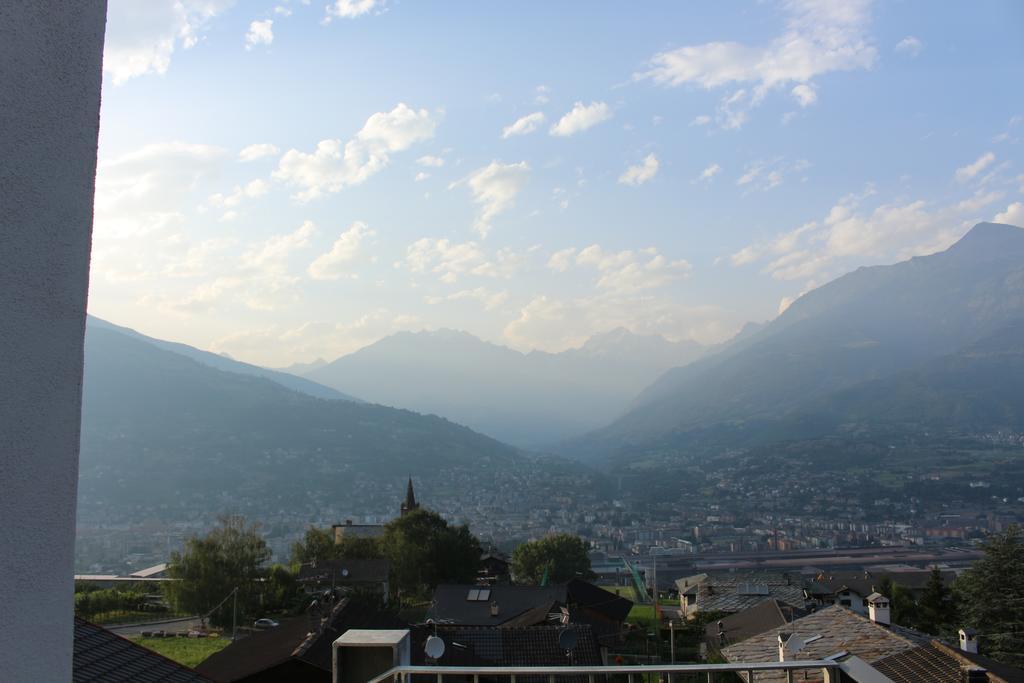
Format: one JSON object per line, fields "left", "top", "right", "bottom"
{"left": 129, "top": 636, "right": 230, "bottom": 669}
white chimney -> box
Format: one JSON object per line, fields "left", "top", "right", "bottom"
{"left": 777, "top": 633, "right": 803, "bottom": 662}
{"left": 866, "top": 592, "right": 890, "bottom": 626}
{"left": 959, "top": 628, "right": 979, "bottom": 654}
{"left": 490, "top": 601, "right": 500, "bottom": 617}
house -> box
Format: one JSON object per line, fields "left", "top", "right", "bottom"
{"left": 73, "top": 617, "right": 212, "bottom": 682}
{"left": 427, "top": 580, "right": 632, "bottom": 647}
{"left": 196, "top": 595, "right": 404, "bottom": 683}
{"left": 296, "top": 558, "right": 391, "bottom": 598}
{"left": 410, "top": 624, "right": 602, "bottom": 668}
{"left": 478, "top": 550, "right": 511, "bottom": 584}
{"left": 675, "top": 572, "right": 806, "bottom": 620}
{"left": 704, "top": 599, "right": 796, "bottom": 656}
{"left": 720, "top": 604, "right": 931, "bottom": 682}
{"left": 874, "top": 639, "right": 1024, "bottom": 683}
{"left": 331, "top": 519, "right": 385, "bottom": 544}
{"left": 804, "top": 571, "right": 876, "bottom": 614}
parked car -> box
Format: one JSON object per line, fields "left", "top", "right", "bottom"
{"left": 253, "top": 618, "right": 279, "bottom": 629}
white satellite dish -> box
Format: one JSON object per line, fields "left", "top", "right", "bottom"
{"left": 425, "top": 635, "right": 446, "bottom": 660}
{"left": 341, "top": 569, "right": 349, "bottom": 577}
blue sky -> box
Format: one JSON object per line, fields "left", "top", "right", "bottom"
{"left": 89, "top": 0, "right": 1024, "bottom": 366}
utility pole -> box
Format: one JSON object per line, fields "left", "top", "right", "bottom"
{"left": 231, "top": 587, "right": 238, "bottom": 642}
{"left": 669, "top": 620, "right": 675, "bottom": 664}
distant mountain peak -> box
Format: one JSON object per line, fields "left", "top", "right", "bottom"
{"left": 946, "top": 221, "right": 1024, "bottom": 257}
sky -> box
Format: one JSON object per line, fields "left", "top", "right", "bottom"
{"left": 89, "top": 0, "right": 1024, "bottom": 367}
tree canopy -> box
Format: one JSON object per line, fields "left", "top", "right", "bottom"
{"left": 511, "top": 533, "right": 594, "bottom": 585}
{"left": 956, "top": 525, "right": 1024, "bottom": 665}
{"left": 380, "top": 508, "right": 481, "bottom": 598}
{"left": 163, "top": 516, "right": 271, "bottom": 627}
{"left": 290, "top": 527, "right": 383, "bottom": 567}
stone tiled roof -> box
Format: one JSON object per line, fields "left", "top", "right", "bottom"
{"left": 721, "top": 605, "right": 930, "bottom": 683}
{"left": 681, "top": 572, "right": 806, "bottom": 614}
{"left": 705, "top": 599, "right": 792, "bottom": 650}
{"left": 73, "top": 617, "right": 212, "bottom": 682}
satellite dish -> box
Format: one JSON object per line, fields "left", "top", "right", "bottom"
{"left": 341, "top": 569, "right": 349, "bottom": 577}
{"left": 558, "top": 628, "right": 578, "bottom": 651}
{"left": 425, "top": 635, "right": 446, "bottom": 660}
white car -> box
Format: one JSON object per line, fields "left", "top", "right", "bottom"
{"left": 253, "top": 618, "right": 279, "bottom": 629}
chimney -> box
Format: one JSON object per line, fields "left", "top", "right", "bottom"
{"left": 490, "top": 601, "right": 500, "bottom": 617}
{"left": 777, "top": 633, "right": 802, "bottom": 662}
{"left": 959, "top": 628, "right": 979, "bottom": 654}
{"left": 961, "top": 668, "right": 988, "bottom": 683}
{"left": 346, "top": 519, "right": 353, "bottom": 526}
{"left": 867, "top": 593, "right": 890, "bottom": 627}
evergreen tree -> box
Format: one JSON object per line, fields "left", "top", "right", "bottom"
{"left": 917, "top": 567, "right": 956, "bottom": 636}
{"left": 956, "top": 525, "right": 1024, "bottom": 666}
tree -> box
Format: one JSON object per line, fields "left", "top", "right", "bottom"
{"left": 164, "top": 516, "right": 270, "bottom": 627}
{"left": 511, "top": 533, "right": 594, "bottom": 585}
{"left": 956, "top": 525, "right": 1024, "bottom": 666}
{"left": 291, "top": 527, "right": 383, "bottom": 567}
{"left": 917, "top": 567, "right": 956, "bottom": 636}
{"left": 291, "top": 527, "right": 339, "bottom": 565}
{"left": 380, "top": 508, "right": 481, "bottom": 598}
{"left": 876, "top": 576, "right": 918, "bottom": 627}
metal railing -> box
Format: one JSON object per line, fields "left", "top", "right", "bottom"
{"left": 364, "top": 661, "right": 850, "bottom": 683}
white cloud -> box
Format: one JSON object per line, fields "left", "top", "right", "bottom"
{"left": 894, "top": 35, "right": 923, "bottom": 57}
{"left": 241, "top": 220, "right": 316, "bottom": 270}
{"left": 696, "top": 163, "right": 722, "bottom": 182}
{"left": 103, "top": 0, "right": 236, "bottom": 84}
{"left": 791, "top": 83, "right": 817, "bottom": 107}
{"left": 955, "top": 152, "right": 996, "bottom": 183}
{"left": 502, "top": 112, "right": 546, "bottom": 138}
{"left": 550, "top": 101, "right": 612, "bottom": 137}
{"left": 995, "top": 202, "right": 1024, "bottom": 226}
{"left": 635, "top": 0, "right": 876, "bottom": 127}
{"left": 404, "top": 238, "right": 525, "bottom": 282}
{"left": 245, "top": 19, "right": 274, "bottom": 49}
{"left": 308, "top": 221, "right": 376, "bottom": 280}
{"left": 274, "top": 103, "right": 437, "bottom": 201}
{"left": 94, "top": 142, "right": 227, "bottom": 238}
{"left": 443, "top": 287, "right": 509, "bottom": 311}
{"left": 503, "top": 294, "right": 725, "bottom": 353}
{"left": 238, "top": 143, "right": 280, "bottom": 162}
{"left": 619, "top": 153, "right": 660, "bottom": 186}
{"left": 575, "top": 245, "right": 690, "bottom": 294}
{"left": 416, "top": 155, "right": 445, "bottom": 167}
{"left": 456, "top": 161, "right": 530, "bottom": 237}
{"left": 690, "top": 115, "right": 712, "bottom": 126}
{"left": 414, "top": 171, "right": 430, "bottom": 182}
{"left": 207, "top": 179, "right": 271, "bottom": 215}
{"left": 547, "top": 247, "right": 577, "bottom": 272}
{"left": 534, "top": 85, "right": 551, "bottom": 105}
{"left": 736, "top": 158, "right": 808, "bottom": 191}
{"left": 324, "top": 0, "right": 382, "bottom": 22}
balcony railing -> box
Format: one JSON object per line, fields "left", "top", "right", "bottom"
{"left": 362, "top": 659, "right": 895, "bottom": 683}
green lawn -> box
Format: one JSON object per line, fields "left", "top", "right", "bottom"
{"left": 626, "top": 604, "right": 658, "bottom": 629}
{"left": 129, "top": 636, "right": 230, "bottom": 669}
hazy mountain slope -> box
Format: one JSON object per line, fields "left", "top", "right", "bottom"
{"left": 573, "top": 222, "right": 1024, "bottom": 458}
{"left": 78, "top": 325, "right": 520, "bottom": 516}
{"left": 86, "top": 316, "right": 358, "bottom": 402}
{"left": 304, "top": 328, "right": 704, "bottom": 447}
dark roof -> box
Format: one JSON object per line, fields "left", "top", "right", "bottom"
{"left": 195, "top": 617, "right": 315, "bottom": 682}
{"left": 565, "top": 579, "right": 633, "bottom": 623}
{"left": 704, "top": 599, "right": 791, "bottom": 649}
{"left": 410, "top": 625, "right": 601, "bottom": 668}
{"left": 73, "top": 617, "right": 213, "bottom": 682}
{"left": 296, "top": 558, "right": 390, "bottom": 585}
{"left": 197, "top": 595, "right": 405, "bottom": 682}
{"left": 428, "top": 584, "right": 567, "bottom": 626}
{"left": 873, "top": 640, "right": 1024, "bottom": 683}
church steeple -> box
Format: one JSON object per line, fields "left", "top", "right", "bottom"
{"left": 401, "top": 477, "right": 419, "bottom": 516}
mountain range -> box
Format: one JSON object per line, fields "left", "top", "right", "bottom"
{"left": 569, "top": 222, "right": 1024, "bottom": 462}
{"left": 299, "top": 328, "right": 705, "bottom": 448}
{"left": 78, "top": 319, "right": 524, "bottom": 520}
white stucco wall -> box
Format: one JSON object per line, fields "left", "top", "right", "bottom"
{"left": 0, "top": 3, "right": 106, "bottom": 680}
